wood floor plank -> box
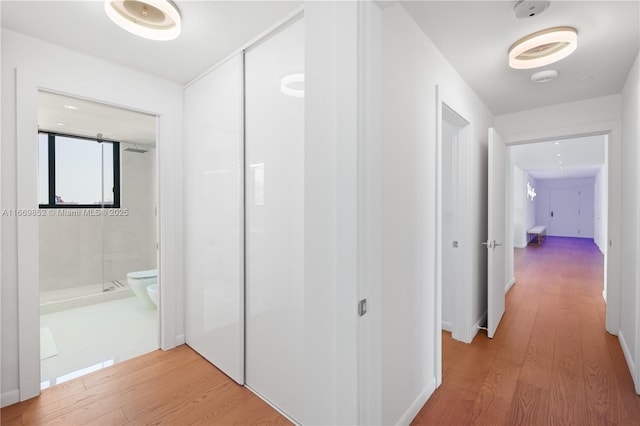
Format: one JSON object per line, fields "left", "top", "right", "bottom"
{"left": 412, "top": 237, "right": 640, "bottom": 426}
{"left": 2, "top": 345, "right": 288, "bottom": 426}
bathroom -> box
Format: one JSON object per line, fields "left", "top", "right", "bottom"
{"left": 37, "top": 91, "right": 159, "bottom": 389}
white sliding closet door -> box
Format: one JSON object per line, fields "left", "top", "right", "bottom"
{"left": 184, "top": 55, "right": 244, "bottom": 384}
{"left": 245, "top": 19, "right": 305, "bottom": 422}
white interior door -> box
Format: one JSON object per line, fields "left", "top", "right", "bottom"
{"left": 183, "top": 54, "right": 244, "bottom": 384}
{"left": 549, "top": 188, "right": 579, "bottom": 237}
{"left": 245, "top": 19, "right": 305, "bottom": 422}
{"left": 487, "top": 128, "right": 507, "bottom": 338}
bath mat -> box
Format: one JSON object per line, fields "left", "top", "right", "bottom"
{"left": 40, "top": 327, "right": 58, "bottom": 360}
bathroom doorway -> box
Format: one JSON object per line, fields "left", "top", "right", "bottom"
{"left": 37, "top": 91, "right": 160, "bottom": 389}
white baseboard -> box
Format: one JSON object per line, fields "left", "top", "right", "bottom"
{"left": 245, "top": 385, "right": 300, "bottom": 425}
{"left": 175, "top": 334, "right": 185, "bottom": 346}
{"left": 618, "top": 330, "right": 639, "bottom": 395}
{"left": 505, "top": 277, "right": 516, "bottom": 293}
{"left": 1, "top": 389, "right": 20, "bottom": 408}
{"left": 396, "top": 376, "right": 437, "bottom": 425}
{"left": 441, "top": 320, "right": 453, "bottom": 332}
{"left": 472, "top": 311, "right": 488, "bottom": 340}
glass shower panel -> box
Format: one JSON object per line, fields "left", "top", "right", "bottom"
{"left": 245, "top": 18, "right": 305, "bottom": 422}
{"left": 102, "top": 142, "right": 157, "bottom": 294}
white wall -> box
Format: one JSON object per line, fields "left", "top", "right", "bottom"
{"left": 39, "top": 145, "right": 157, "bottom": 291}
{"left": 534, "top": 178, "right": 595, "bottom": 238}
{"left": 512, "top": 167, "right": 538, "bottom": 248}
{"left": 619, "top": 50, "right": 640, "bottom": 394}
{"left": 381, "top": 4, "right": 493, "bottom": 423}
{"left": 594, "top": 163, "right": 608, "bottom": 254}
{"left": 1, "top": 29, "right": 183, "bottom": 406}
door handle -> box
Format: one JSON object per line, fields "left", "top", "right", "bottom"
{"left": 482, "top": 240, "right": 502, "bottom": 249}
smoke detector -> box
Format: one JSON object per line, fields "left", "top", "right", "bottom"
{"left": 530, "top": 69, "right": 558, "bottom": 83}
{"left": 514, "top": 0, "right": 550, "bottom": 19}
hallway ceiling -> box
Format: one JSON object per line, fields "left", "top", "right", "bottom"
{"left": 1, "top": 1, "right": 301, "bottom": 85}
{"left": 402, "top": 1, "right": 640, "bottom": 115}
{"left": 510, "top": 135, "right": 605, "bottom": 180}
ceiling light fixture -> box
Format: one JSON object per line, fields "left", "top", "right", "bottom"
{"left": 64, "top": 104, "right": 79, "bottom": 110}
{"left": 105, "top": 0, "right": 181, "bottom": 41}
{"left": 509, "top": 26, "right": 577, "bottom": 69}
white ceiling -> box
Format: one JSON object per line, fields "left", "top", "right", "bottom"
{"left": 402, "top": 0, "right": 640, "bottom": 115}
{"left": 38, "top": 91, "right": 156, "bottom": 145}
{"left": 510, "top": 135, "right": 605, "bottom": 180}
{"left": 1, "top": 0, "right": 302, "bottom": 85}
{"left": 3, "top": 1, "right": 634, "bottom": 176}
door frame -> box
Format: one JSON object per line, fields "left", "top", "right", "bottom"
{"left": 502, "top": 123, "right": 621, "bottom": 338}
{"left": 435, "top": 85, "right": 473, "bottom": 386}
{"left": 15, "top": 70, "right": 180, "bottom": 402}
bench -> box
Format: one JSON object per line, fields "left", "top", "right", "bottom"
{"left": 527, "top": 226, "right": 546, "bottom": 246}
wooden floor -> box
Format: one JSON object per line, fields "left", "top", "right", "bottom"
{"left": 4, "top": 237, "right": 640, "bottom": 425}
{"left": 1, "top": 345, "right": 288, "bottom": 425}
{"left": 412, "top": 236, "right": 640, "bottom": 425}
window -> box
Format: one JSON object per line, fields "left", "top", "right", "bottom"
{"left": 39, "top": 132, "right": 121, "bottom": 208}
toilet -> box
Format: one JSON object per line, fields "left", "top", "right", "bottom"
{"left": 147, "top": 284, "right": 159, "bottom": 308}
{"left": 127, "top": 269, "right": 158, "bottom": 309}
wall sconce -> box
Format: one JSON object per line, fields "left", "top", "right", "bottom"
{"left": 527, "top": 182, "right": 537, "bottom": 201}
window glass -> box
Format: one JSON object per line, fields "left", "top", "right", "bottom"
{"left": 39, "top": 133, "right": 119, "bottom": 207}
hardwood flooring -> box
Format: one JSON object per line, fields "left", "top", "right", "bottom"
{"left": 412, "top": 236, "right": 640, "bottom": 425}
{"left": 4, "top": 236, "right": 639, "bottom": 425}
{"left": 1, "top": 345, "right": 289, "bottom": 425}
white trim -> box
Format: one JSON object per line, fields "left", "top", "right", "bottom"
{"left": 618, "top": 330, "right": 638, "bottom": 394}
{"left": 174, "top": 333, "right": 185, "bottom": 346}
{"left": 1, "top": 390, "right": 20, "bottom": 408}
{"left": 472, "top": 311, "right": 488, "bottom": 339}
{"left": 501, "top": 120, "right": 621, "bottom": 336}
{"left": 14, "top": 57, "right": 181, "bottom": 401}
{"left": 357, "top": 1, "right": 383, "bottom": 425}
{"left": 396, "top": 376, "right": 437, "bottom": 425}
{"left": 245, "top": 385, "right": 300, "bottom": 426}
{"left": 17, "top": 69, "right": 41, "bottom": 402}
{"left": 441, "top": 320, "right": 453, "bottom": 333}
{"left": 185, "top": 6, "right": 304, "bottom": 89}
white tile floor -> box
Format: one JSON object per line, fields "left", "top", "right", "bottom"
{"left": 40, "top": 295, "right": 158, "bottom": 389}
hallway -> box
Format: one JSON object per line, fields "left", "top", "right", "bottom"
{"left": 413, "top": 237, "right": 640, "bottom": 425}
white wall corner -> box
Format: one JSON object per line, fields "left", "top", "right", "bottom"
{"left": 174, "top": 334, "right": 185, "bottom": 346}
{"left": 1, "top": 389, "right": 20, "bottom": 409}
{"left": 396, "top": 377, "right": 437, "bottom": 426}
{"left": 505, "top": 277, "right": 516, "bottom": 293}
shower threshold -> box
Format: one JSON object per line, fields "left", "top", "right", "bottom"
{"left": 40, "top": 281, "right": 134, "bottom": 315}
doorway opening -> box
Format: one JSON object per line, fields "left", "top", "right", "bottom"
{"left": 37, "top": 91, "right": 160, "bottom": 389}
{"left": 508, "top": 134, "right": 608, "bottom": 300}
{"left": 440, "top": 104, "right": 468, "bottom": 340}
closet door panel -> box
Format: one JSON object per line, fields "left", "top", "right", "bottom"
{"left": 245, "top": 19, "right": 305, "bottom": 421}
{"left": 184, "top": 54, "right": 244, "bottom": 384}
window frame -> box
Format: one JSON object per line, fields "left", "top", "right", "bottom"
{"left": 38, "top": 131, "right": 121, "bottom": 209}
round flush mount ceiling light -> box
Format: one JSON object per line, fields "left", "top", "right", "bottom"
{"left": 530, "top": 69, "right": 558, "bottom": 83}
{"left": 105, "top": 0, "right": 181, "bottom": 41}
{"left": 509, "top": 26, "right": 577, "bottom": 69}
